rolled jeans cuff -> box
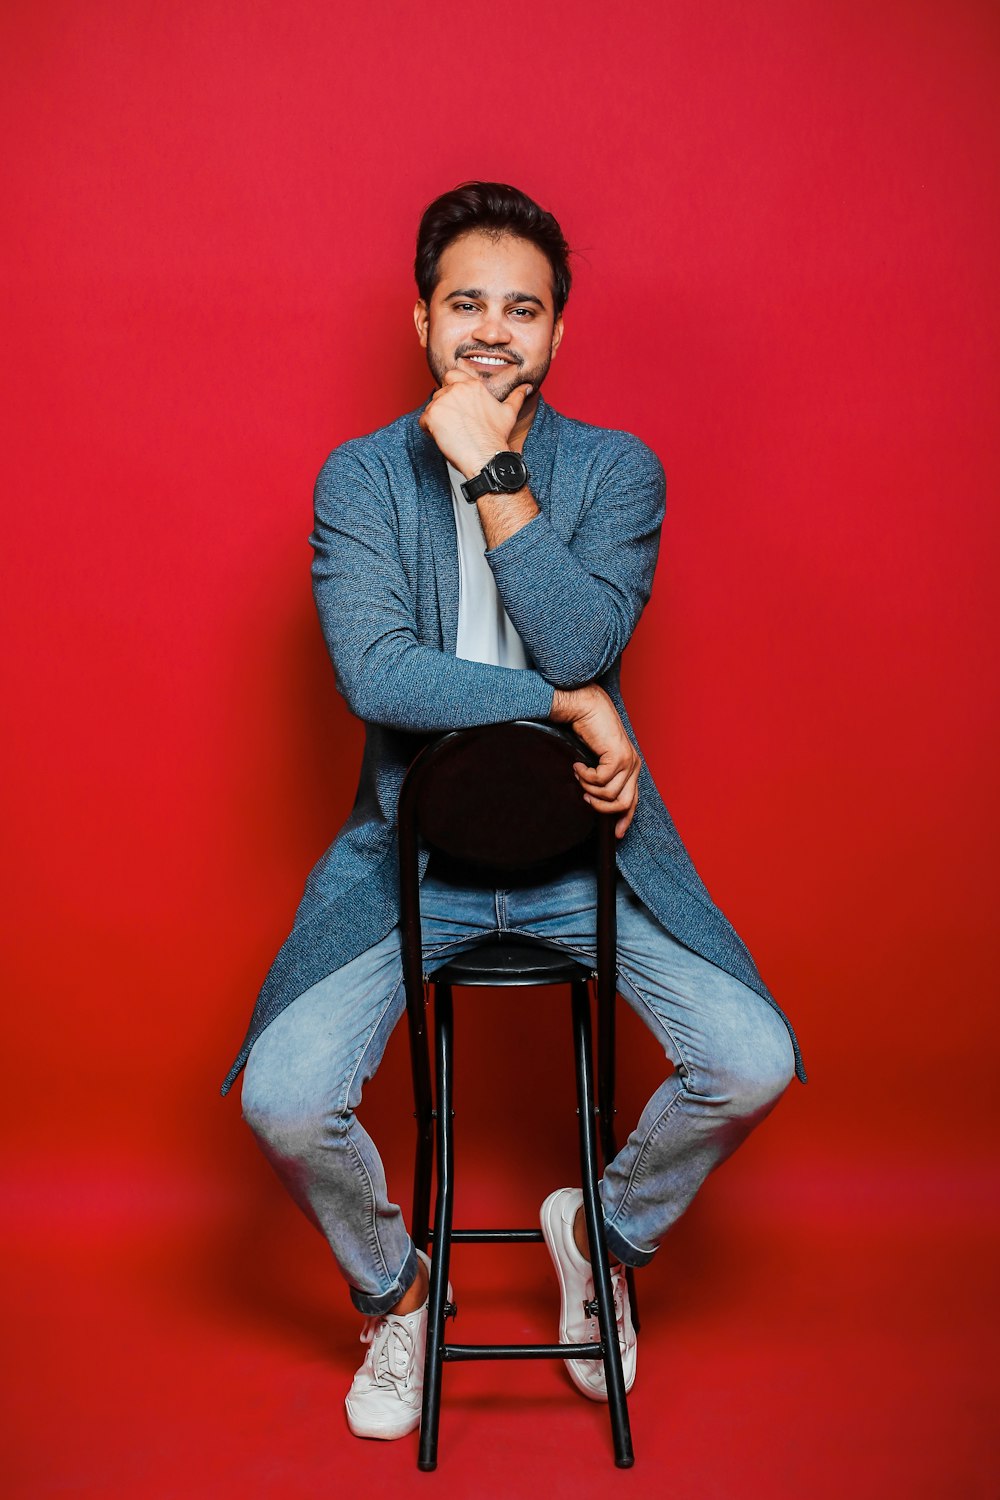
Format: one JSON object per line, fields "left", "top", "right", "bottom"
{"left": 349, "top": 1241, "right": 420, "bottom": 1316}
{"left": 602, "top": 1215, "right": 655, "bottom": 1269}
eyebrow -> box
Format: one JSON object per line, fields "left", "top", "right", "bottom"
{"left": 444, "top": 287, "right": 547, "bottom": 309}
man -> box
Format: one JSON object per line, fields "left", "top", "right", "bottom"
{"left": 226, "top": 182, "right": 802, "bottom": 1440}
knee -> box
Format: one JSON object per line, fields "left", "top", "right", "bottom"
{"left": 731, "top": 1026, "right": 791, "bottom": 1122}
{"left": 739, "top": 1033, "right": 795, "bottom": 1116}
{"left": 695, "top": 1017, "right": 795, "bottom": 1120}
{"left": 242, "top": 1066, "right": 348, "bottom": 1164}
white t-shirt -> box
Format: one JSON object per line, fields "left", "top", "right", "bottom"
{"left": 447, "top": 463, "right": 530, "bottom": 669}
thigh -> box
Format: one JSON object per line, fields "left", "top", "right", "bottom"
{"left": 243, "top": 929, "right": 406, "bottom": 1120}
{"left": 243, "top": 877, "right": 503, "bottom": 1121}
{"left": 613, "top": 882, "right": 793, "bottom": 1096}
{"left": 507, "top": 866, "right": 791, "bottom": 1095}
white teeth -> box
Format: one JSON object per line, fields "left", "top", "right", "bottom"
{"left": 468, "top": 356, "right": 507, "bottom": 365}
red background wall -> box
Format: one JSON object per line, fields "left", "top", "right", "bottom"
{"left": 3, "top": 2, "right": 998, "bottom": 1495}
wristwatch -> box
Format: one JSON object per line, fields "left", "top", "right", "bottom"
{"left": 460, "top": 451, "right": 529, "bottom": 504}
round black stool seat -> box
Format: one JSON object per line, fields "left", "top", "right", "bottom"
{"left": 432, "top": 934, "right": 594, "bottom": 987}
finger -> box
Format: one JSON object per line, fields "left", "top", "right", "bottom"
{"left": 584, "top": 787, "right": 633, "bottom": 816}
{"left": 583, "top": 760, "right": 639, "bottom": 810}
{"left": 579, "top": 765, "right": 632, "bottom": 802}
{"left": 576, "top": 753, "right": 638, "bottom": 791}
{"left": 442, "top": 368, "right": 475, "bottom": 386}
{"left": 575, "top": 755, "right": 617, "bottom": 788}
{"left": 615, "top": 779, "right": 640, "bottom": 839}
{"left": 503, "top": 382, "right": 534, "bottom": 415}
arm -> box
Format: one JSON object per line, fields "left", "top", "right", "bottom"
{"left": 419, "top": 372, "right": 665, "bottom": 687}
{"left": 485, "top": 438, "right": 664, "bottom": 686}
{"left": 310, "top": 444, "right": 554, "bottom": 733}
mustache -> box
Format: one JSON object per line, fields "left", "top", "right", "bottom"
{"left": 455, "top": 343, "right": 523, "bottom": 366}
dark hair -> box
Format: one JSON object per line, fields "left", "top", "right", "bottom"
{"left": 415, "top": 181, "right": 572, "bottom": 315}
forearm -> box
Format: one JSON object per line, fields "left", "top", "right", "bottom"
{"left": 487, "top": 511, "right": 648, "bottom": 685}
{"left": 473, "top": 484, "right": 539, "bottom": 549}
{"left": 484, "top": 439, "right": 665, "bottom": 685}
{"left": 332, "top": 635, "right": 555, "bottom": 733}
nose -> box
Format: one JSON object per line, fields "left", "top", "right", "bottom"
{"left": 471, "top": 305, "right": 510, "bottom": 346}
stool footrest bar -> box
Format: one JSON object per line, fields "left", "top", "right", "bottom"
{"left": 429, "top": 1228, "right": 543, "bottom": 1243}
{"left": 442, "top": 1342, "right": 604, "bottom": 1362}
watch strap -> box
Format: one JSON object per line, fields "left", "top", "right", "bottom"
{"left": 460, "top": 469, "right": 496, "bottom": 504}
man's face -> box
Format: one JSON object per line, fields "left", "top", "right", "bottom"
{"left": 414, "top": 230, "right": 564, "bottom": 403}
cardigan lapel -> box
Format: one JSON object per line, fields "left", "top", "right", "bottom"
{"left": 521, "top": 393, "right": 557, "bottom": 518}
{"left": 408, "top": 412, "right": 460, "bottom": 653}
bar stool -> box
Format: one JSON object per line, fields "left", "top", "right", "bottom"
{"left": 397, "top": 720, "right": 637, "bottom": 1471}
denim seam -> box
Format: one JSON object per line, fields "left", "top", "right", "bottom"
{"left": 422, "top": 931, "right": 503, "bottom": 967}
{"left": 345, "top": 1127, "right": 391, "bottom": 1284}
{"left": 616, "top": 967, "right": 698, "bottom": 1091}
{"left": 603, "top": 1081, "right": 689, "bottom": 1241}
{"left": 337, "top": 978, "right": 408, "bottom": 1289}
{"left": 600, "top": 967, "right": 698, "bottom": 1232}
{"left": 599, "top": 1211, "right": 650, "bottom": 1259}
{"left": 502, "top": 926, "right": 593, "bottom": 963}
{"left": 339, "top": 976, "right": 406, "bottom": 1117}
{"left": 373, "top": 1245, "right": 411, "bottom": 1307}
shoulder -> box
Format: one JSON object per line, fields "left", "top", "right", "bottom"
{"left": 543, "top": 404, "right": 665, "bottom": 492}
{"left": 316, "top": 407, "right": 421, "bottom": 479}
{"left": 315, "top": 406, "right": 426, "bottom": 498}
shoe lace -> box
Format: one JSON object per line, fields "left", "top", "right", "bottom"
{"left": 359, "top": 1314, "right": 417, "bottom": 1392}
{"left": 584, "top": 1265, "right": 629, "bottom": 1349}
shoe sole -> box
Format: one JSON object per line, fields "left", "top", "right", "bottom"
{"left": 344, "top": 1405, "right": 421, "bottom": 1441}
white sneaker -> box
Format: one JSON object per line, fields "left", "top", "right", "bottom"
{"left": 540, "top": 1187, "right": 637, "bottom": 1402}
{"left": 344, "top": 1249, "right": 451, "bottom": 1440}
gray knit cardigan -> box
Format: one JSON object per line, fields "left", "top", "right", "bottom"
{"left": 222, "top": 396, "right": 803, "bottom": 1093}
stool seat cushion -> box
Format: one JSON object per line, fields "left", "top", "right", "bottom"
{"left": 431, "top": 935, "right": 593, "bottom": 987}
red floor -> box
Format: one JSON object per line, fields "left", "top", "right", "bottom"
{"left": 5, "top": 1139, "right": 997, "bottom": 1499}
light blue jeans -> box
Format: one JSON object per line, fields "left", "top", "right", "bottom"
{"left": 242, "top": 865, "right": 794, "bottom": 1315}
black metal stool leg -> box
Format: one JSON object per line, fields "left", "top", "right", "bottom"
{"left": 411, "top": 1099, "right": 433, "bottom": 1255}
{"left": 572, "top": 981, "right": 634, "bottom": 1469}
{"left": 596, "top": 985, "right": 640, "bottom": 1336}
{"left": 406, "top": 967, "right": 434, "bottom": 1253}
{"left": 419, "top": 982, "right": 455, "bottom": 1472}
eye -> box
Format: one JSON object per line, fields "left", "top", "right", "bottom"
{"left": 510, "top": 307, "right": 535, "bottom": 319}
{"left": 453, "top": 302, "right": 479, "bottom": 313}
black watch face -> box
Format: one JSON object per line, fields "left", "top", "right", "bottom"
{"left": 491, "top": 451, "right": 527, "bottom": 491}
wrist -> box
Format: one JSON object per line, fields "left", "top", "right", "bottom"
{"left": 549, "top": 685, "right": 596, "bottom": 724}
{"left": 550, "top": 688, "right": 572, "bottom": 723}
{"left": 458, "top": 441, "right": 509, "bottom": 481}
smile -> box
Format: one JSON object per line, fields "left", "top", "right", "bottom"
{"left": 463, "top": 355, "right": 513, "bottom": 367}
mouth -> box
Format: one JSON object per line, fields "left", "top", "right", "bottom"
{"left": 460, "top": 353, "right": 518, "bottom": 372}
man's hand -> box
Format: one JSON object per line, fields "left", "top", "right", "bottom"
{"left": 418, "top": 369, "right": 534, "bottom": 478}
{"left": 550, "top": 684, "right": 641, "bottom": 839}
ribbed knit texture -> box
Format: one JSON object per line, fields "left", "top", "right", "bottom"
{"left": 222, "top": 397, "right": 803, "bottom": 1094}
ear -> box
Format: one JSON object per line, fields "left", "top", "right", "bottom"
{"left": 550, "top": 313, "right": 564, "bottom": 360}
{"left": 414, "top": 300, "right": 429, "bottom": 349}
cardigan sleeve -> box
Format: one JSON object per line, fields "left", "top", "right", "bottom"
{"left": 310, "top": 445, "right": 555, "bottom": 732}
{"left": 484, "top": 432, "right": 665, "bottom": 687}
